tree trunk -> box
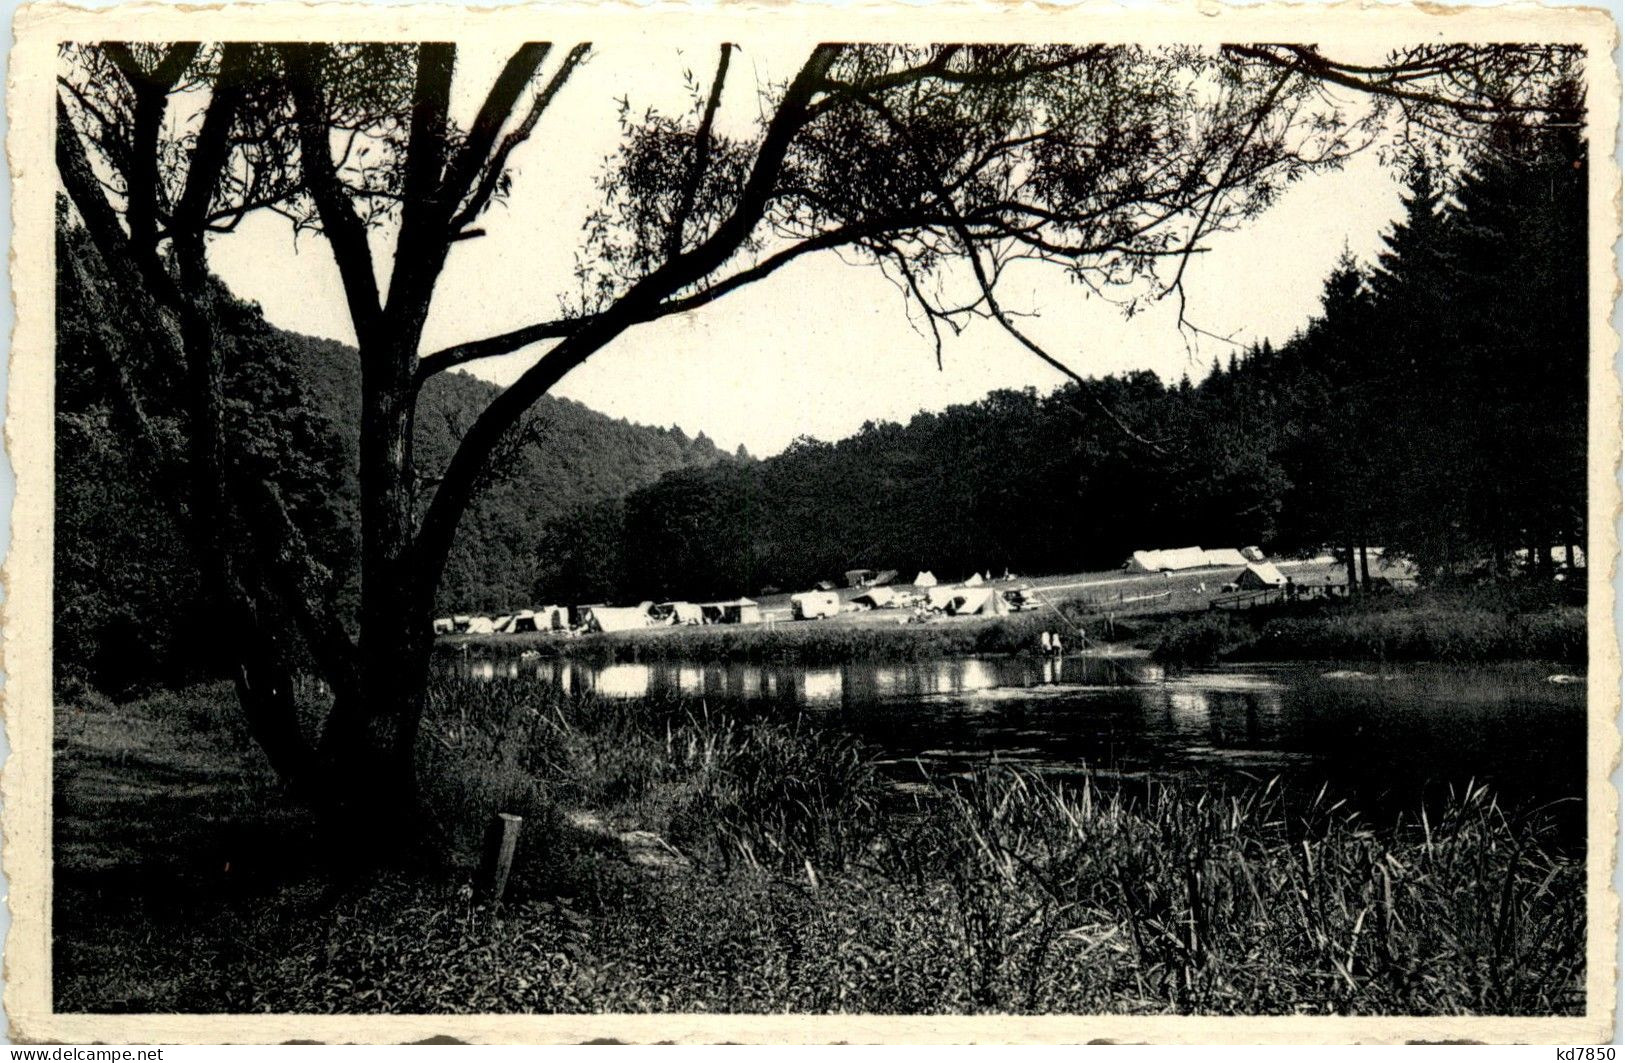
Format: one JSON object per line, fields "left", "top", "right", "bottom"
{"left": 318, "top": 330, "right": 431, "bottom": 850}
{"left": 1345, "top": 540, "right": 1359, "bottom": 597}
{"left": 174, "top": 244, "right": 317, "bottom": 790}
{"left": 1358, "top": 541, "right": 1371, "bottom": 591}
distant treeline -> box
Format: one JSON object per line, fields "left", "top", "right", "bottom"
{"left": 533, "top": 116, "right": 1587, "bottom": 605}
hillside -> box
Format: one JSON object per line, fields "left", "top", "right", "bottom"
{"left": 286, "top": 332, "right": 734, "bottom": 611}
{"left": 54, "top": 225, "right": 731, "bottom": 692}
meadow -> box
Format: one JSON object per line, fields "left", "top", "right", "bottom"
{"left": 1150, "top": 585, "right": 1586, "bottom": 666}
{"left": 54, "top": 675, "right": 1585, "bottom": 1015}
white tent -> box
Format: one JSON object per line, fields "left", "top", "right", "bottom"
{"left": 790, "top": 590, "right": 841, "bottom": 620}
{"left": 432, "top": 617, "right": 454, "bottom": 635}
{"left": 466, "top": 616, "right": 496, "bottom": 635}
{"left": 964, "top": 572, "right": 985, "bottom": 586}
{"left": 1237, "top": 561, "right": 1288, "bottom": 589}
{"left": 1201, "top": 547, "right": 1248, "bottom": 567}
{"left": 1161, "top": 546, "right": 1209, "bottom": 570}
{"left": 948, "top": 587, "right": 1010, "bottom": 616}
{"left": 913, "top": 571, "right": 938, "bottom": 588}
{"left": 584, "top": 605, "right": 652, "bottom": 633}
{"left": 925, "top": 585, "right": 961, "bottom": 610}
{"left": 496, "top": 610, "right": 532, "bottom": 633}
{"left": 653, "top": 601, "right": 704, "bottom": 625}
{"left": 1128, "top": 547, "right": 1207, "bottom": 572}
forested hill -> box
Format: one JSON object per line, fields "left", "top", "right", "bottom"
{"left": 282, "top": 330, "right": 734, "bottom": 611}
{"left": 54, "top": 225, "right": 730, "bottom": 693}
{"left": 533, "top": 117, "right": 1588, "bottom": 606}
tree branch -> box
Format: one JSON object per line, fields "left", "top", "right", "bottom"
{"left": 56, "top": 95, "right": 183, "bottom": 309}
{"left": 449, "top": 43, "right": 591, "bottom": 234}
{"left": 171, "top": 44, "right": 253, "bottom": 236}
{"left": 279, "top": 45, "right": 385, "bottom": 344}
{"left": 385, "top": 43, "right": 457, "bottom": 322}
{"left": 1222, "top": 44, "right": 1573, "bottom": 118}
{"left": 666, "top": 43, "right": 732, "bottom": 262}
{"left": 410, "top": 45, "right": 844, "bottom": 609}
{"left": 440, "top": 43, "right": 552, "bottom": 212}
{"left": 414, "top": 223, "right": 872, "bottom": 383}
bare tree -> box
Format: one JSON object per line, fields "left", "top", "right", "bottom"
{"left": 54, "top": 39, "right": 1581, "bottom": 849}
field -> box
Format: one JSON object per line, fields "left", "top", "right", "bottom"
{"left": 54, "top": 676, "right": 1585, "bottom": 1015}
{"left": 437, "top": 557, "right": 1508, "bottom": 668}
{"left": 440, "top": 557, "right": 1404, "bottom": 663}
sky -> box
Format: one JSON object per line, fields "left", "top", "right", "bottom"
{"left": 204, "top": 42, "right": 1411, "bottom": 458}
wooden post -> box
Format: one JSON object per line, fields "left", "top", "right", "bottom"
{"left": 481, "top": 812, "right": 523, "bottom": 904}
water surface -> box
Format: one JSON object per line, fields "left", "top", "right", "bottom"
{"left": 449, "top": 653, "right": 1586, "bottom": 832}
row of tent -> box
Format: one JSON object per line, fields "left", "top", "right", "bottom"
{"left": 434, "top": 606, "right": 571, "bottom": 635}
{"left": 790, "top": 579, "right": 1023, "bottom": 620}
{"left": 434, "top": 598, "right": 763, "bottom": 636}
{"left": 1126, "top": 545, "right": 1265, "bottom": 573}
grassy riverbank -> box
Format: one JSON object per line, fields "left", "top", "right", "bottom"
{"left": 1150, "top": 585, "right": 1585, "bottom": 666}
{"left": 56, "top": 677, "right": 1584, "bottom": 1015}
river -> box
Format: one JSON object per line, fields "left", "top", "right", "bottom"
{"left": 450, "top": 654, "right": 1587, "bottom": 836}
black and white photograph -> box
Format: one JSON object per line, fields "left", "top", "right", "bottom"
{"left": 5, "top": 1, "right": 1618, "bottom": 1043}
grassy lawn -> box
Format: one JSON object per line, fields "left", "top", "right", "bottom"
{"left": 54, "top": 676, "right": 1585, "bottom": 1015}
{"left": 1149, "top": 584, "right": 1586, "bottom": 666}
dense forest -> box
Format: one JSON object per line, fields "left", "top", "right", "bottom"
{"left": 533, "top": 116, "right": 1587, "bottom": 605}
{"left": 55, "top": 214, "right": 729, "bottom": 693}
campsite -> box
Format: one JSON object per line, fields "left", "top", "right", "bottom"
{"left": 433, "top": 550, "right": 1420, "bottom": 662}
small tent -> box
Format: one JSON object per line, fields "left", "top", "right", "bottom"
{"left": 948, "top": 587, "right": 1010, "bottom": 616}
{"left": 925, "top": 585, "right": 961, "bottom": 611}
{"left": 791, "top": 591, "right": 841, "bottom": 620}
{"left": 913, "top": 571, "right": 938, "bottom": 588}
{"left": 503, "top": 610, "right": 534, "bottom": 633}
{"left": 466, "top": 616, "right": 496, "bottom": 635}
{"left": 452, "top": 614, "right": 472, "bottom": 632}
{"left": 1237, "top": 562, "right": 1287, "bottom": 589}
{"left": 844, "top": 569, "right": 878, "bottom": 588}
{"left": 964, "top": 572, "right": 985, "bottom": 587}
{"left": 432, "top": 617, "right": 454, "bottom": 635}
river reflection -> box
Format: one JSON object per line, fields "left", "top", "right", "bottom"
{"left": 448, "top": 654, "right": 1585, "bottom": 833}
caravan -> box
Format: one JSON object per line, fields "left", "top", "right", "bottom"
{"left": 790, "top": 591, "right": 841, "bottom": 620}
